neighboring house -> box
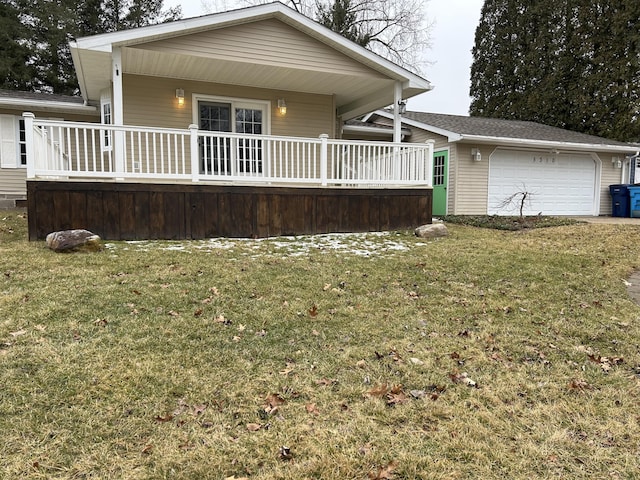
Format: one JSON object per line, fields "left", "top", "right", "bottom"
{"left": 21, "top": 1, "right": 435, "bottom": 240}
{"left": 354, "top": 110, "right": 639, "bottom": 217}
{"left": 0, "top": 90, "right": 98, "bottom": 208}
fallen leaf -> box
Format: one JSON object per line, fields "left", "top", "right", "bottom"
{"left": 356, "top": 359, "right": 367, "bottom": 368}
{"left": 9, "top": 329, "right": 27, "bottom": 337}
{"left": 367, "top": 384, "right": 389, "bottom": 398}
{"left": 279, "top": 445, "right": 293, "bottom": 461}
{"left": 246, "top": 423, "right": 262, "bottom": 431}
{"left": 194, "top": 308, "right": 203, "bottom": 317}
{"left": 265, "top": 393, "right": 286, "bottom": 414}
{"left": 237, "top": 324, "right": 246, "bottom": 332}
{"left": 323, "top": 283, "right": 331, "bottom": 291}
{"left": 368, "top": 461, "right": 398, "bottom": 479}
{"left": 305, "top": 403, "right": 319, "bottom": 415}
{"left": 308, "top": 304, "right": 318, "bottom": 318}
{"left": 193, "top": 404, "right": 207, "bottom": 415}
{"left": 409, "top": 357, "right": 424, "bottom": 365}
{"left": 232, "top": 336, "right": 241, "bottom": 342}
{"left": 141, "top": 444, "right": 153, "bottom": 455}
{"left": 568, "top": 379, "right": 592, "bottom": 391}
{"left": 449, "top": 372, "right": 478, "bottom": 388}
{"left": 154, "top": 413, "right": 173, "bottom": 423}
{"left": 209, "top": 287, "right": 219, "bottom": 296}
{"left": 168, "top": 310, "right": 180, "bottom": 317}
{"left": 255, "top": 329, "right": 267, "bottom": 337}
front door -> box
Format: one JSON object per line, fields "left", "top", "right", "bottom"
{"left": 432, "top": 150, "right": 448, "bottom": 216}
{"left": 198, "top": 101, "right": 265, "bottom": 176}
{"left": 199, "top": 102, "right": 232, "bottom": 175}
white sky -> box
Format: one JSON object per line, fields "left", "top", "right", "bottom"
{"left": 163, "top": 0, "right": 484, "bottom": 116}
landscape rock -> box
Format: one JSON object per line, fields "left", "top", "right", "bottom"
{"left": 414, "top": 223, "right": 449, "bottom": 239}
{"left": 46, "top": 229, "right": 102, "bottom": 252}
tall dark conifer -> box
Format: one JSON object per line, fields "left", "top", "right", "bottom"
{"left": 5, "top": 0, "right": 182, "bottom": 95}
{"left": 470, "top": 0, "right": 640, "bottom": 143}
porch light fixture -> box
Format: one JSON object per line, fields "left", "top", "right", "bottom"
{"left": 176, "top": 88, "right": 185, "bottom": 106}
{"left": 397, "top": 100, "right": 407, "bottom": 115}
{"left": 612, "top": 156, "right": 622, "bottom": 168}
{"left": 471, "top": 148, "right": 482, "bottom": 162}
{"left": 277, "top": 98, "right": 287, "bottom": 115}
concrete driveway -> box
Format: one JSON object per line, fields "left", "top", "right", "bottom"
{"left": 571, "top": 216, "right": 640, "bottom": 225}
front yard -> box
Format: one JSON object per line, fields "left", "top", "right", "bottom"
{"left": 1, "top": 211, "right": 639, "bottom": 479}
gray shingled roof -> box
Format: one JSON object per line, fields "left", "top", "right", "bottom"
{"left": 0, "top": 89, "right": 84, "bottom": 104}
{"left": 402, "top": 111, "right": 631, "bottom": 148}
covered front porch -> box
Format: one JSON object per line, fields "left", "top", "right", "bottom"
{"left": 25, "top": 116, "right": 434, "bottom": 240}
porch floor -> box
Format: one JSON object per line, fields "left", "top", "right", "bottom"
{"left": 27, "top": 181, "right": 433, "bottom": 240}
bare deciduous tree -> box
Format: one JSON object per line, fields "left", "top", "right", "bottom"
{"left": 202, "top": 0, "right": 432, "bottom": 74}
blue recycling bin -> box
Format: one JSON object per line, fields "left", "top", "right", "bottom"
{"left": 609, "top": 184, "right": 631, "bottom": 217}
{"left": 629, "top": 186, "right": 640, "bottom": 218}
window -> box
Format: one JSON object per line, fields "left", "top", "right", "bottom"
{"left": 18, "top": 119, "right": 26, "bottom": 166}
{"left": 433, "top": 153, "right": 446, "bottom": 186}
{"left": 0, "top": 115, "right": 26, "bottom": 168}
{"left": 100, "top": 93, "right": 112, "bottom": 150}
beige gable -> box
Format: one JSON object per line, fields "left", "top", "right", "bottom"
{"left": 134, "top": 18, "right": 385, "bottom": 78}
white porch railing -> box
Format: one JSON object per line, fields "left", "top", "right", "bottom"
{"left": 24, "top": 114, "right": 434, "bottom": 188}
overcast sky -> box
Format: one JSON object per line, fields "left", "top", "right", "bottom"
{"left": 163, "top": 0, "right": 484, "bottom": 116}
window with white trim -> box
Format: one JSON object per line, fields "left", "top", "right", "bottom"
{"left": 18, "top": 119, "right": 26, "bottom": 166}
{"left": 100, "top": 92, "right": 112, "bottom": 150}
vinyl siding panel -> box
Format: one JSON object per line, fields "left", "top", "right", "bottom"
{"left": 599, "top": 153, "right": 626, "bottom": 216}
{"left": 123, "top": 74, "right": 334, "bottom": 137}
{"left": 0, "top": 168, "right": 27, "bottom": 194}
{"left": 454, "top": 143, "right": 491, "bottom": 215}
{"left": 135, "top": 19, "right": 383, "bottom": 78}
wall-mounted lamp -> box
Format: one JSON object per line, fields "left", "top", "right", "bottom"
{"left": 471, "top": 148, "right": 482, "bottom": 162}
{"left": 612, "top": 156, "right": 622, "bottom": 169}
{"left": 277, "top": 98, "right": 287, "bottom": 115}
{"left": 397, "top": 100, "right": 407, "bottom": 115}
{"left": 176, "top": 88, "right": 185, "bottom": 106}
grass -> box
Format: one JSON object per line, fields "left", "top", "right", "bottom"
{"left": 1, "top": 210, "right": 640, "bottom": 479}
{"left": 442, "top": 215, "right": 582, "bottom": 230}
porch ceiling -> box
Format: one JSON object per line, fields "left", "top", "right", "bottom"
{"left": 74, "top": 47, "right": 415, "bottom": 120}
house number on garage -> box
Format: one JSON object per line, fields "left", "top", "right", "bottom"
{"left": 532, "top": 156, "right": 557, "bottom": 164}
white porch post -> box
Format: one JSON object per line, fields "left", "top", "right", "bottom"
{"left": 426, "top": 140, "right": 435, "bottom": 187}
{"left": 393, "top": 81, "right": 402, "bottom": 143}
{"left": 319, "top": 133, "right": 329, "bottom": 186}
{"left": 112, "top": 47, "right": 125, "bottom": 178}
{"left": 189, "top": 124, "right": 200, "bottom": 182}
{"left": 23, "top": 112, "right": 35, "bottom": 179}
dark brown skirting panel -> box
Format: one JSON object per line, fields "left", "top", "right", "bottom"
{"left": 27, "top": 181, "right": 432, "bottom": 241}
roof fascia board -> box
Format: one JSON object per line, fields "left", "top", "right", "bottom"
{"left": 342, "top": 124, "right": 411, "bottom": 136}
{"left": 460, "top": 134, "right": 636, "bottom": 153}
{"left": 0, "top": 98, "right": 98, "bottom": 114}
{"left": 372, "top": 109, "right": 463, "bottom": 141}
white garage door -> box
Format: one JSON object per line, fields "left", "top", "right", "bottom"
{"left": 488, "top": 149, "right": 597, "bottom": 216}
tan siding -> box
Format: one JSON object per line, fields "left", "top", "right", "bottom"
{"left": 454, "top": 143, "right": 492, "bottom": 215}
{"left": 136, "top": 19, "right": 383, "bottom": 78}
{"left": 599, "top": 153, "right": 626, "bottom": 216}
{"left": 123, "top": 74, "right": 334, "bottom": 138}
{"left": 0, "top": 168, "right": 27, "bottom": 194}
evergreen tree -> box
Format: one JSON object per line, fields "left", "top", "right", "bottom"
{"left": 0, "top": 0, "right": 36, "bottom": 90}
{"left": 470, "top": 0, "right": 640, "bottom": 143}
{"left": 6, "top": 0, "right": 182, "bottom": 95}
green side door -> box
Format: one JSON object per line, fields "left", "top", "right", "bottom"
{"left": 432, "top": 150, "right": 448, "bottom": 216}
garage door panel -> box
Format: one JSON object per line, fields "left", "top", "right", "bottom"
{"left": 488, "top": 150, "right": 596, "bottom": 216}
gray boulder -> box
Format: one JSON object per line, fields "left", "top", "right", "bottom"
{"left": 415, "top": 223, "right": 448, "bottom": 239}
{"left": 46, "top": 229, "right": 102, "bottom": 252}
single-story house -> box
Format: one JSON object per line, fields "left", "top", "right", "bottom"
{"left": 349, "top": 110, "right": 640, "bottom": 216}
{"left": 0, "top": 90, "right": 99, "bottom": 208}
{"left": 13, "top": 1, "right": 436, "bottom": 240}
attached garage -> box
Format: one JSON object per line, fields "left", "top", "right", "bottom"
{"left": 487, "top": 149, "right": 598, "bottom": 216}
{"left": 358, "top": 111, "right": 637, "bottom": 217}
